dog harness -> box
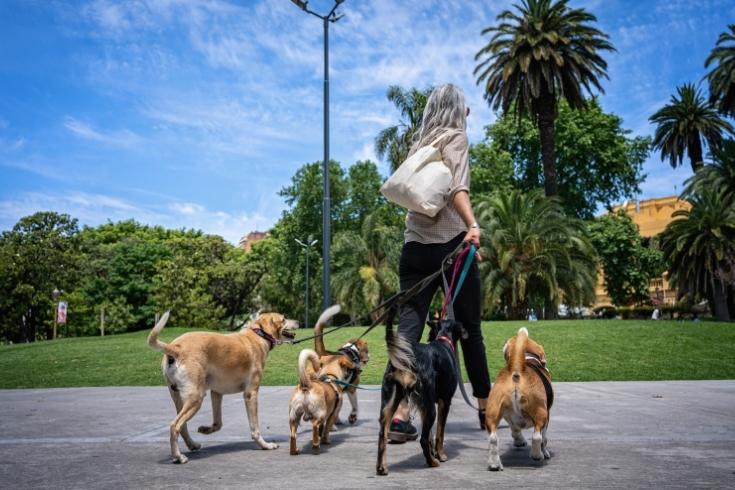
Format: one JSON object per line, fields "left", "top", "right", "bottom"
{"left": 337, "top": 343, "right": 362, "bottom": 385}
{"left": 251, "top": 328, "right": 278, "bottom": 350}
{"left": 525, "top": 352, "right": 554, "bottom": 410}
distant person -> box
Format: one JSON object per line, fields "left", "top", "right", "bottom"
{"left": 387, "top": 84, "right": 491, "bottom": 442}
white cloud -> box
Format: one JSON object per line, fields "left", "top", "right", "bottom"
{"left": 64, "top": 117, "right": 142, "bottom": 147}
{"left": 0, "top": 191, "right": 276, "bottom": 245}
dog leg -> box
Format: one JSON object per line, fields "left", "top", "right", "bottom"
{"left": 244, "top": 386, "right": 278, "bottom": 450}
{"left": 198, "top": 390, "right": 223, "bottom": 434}
{"left": 311, "top": 420, "right": 322, "bottom": 454}
{"left": 347, "top": 389, "right": 359, "bottom": 424}
{"left": 376, "top": 384, "right": 401, "bottom": 476}
{"left": 168, "top": 388, "right": 201, "bottom": 455}
{"left": 289, "top": 403, "right": 303, "bottom": 456}
{"left": 530, "top": 426, "right": 544, "bottom": 461}
{"left": 419, "top": 404, "right": 440, "bottom": 468}
{"left": 435, "top": 398, "right": 450, "bottom": 462}
{"left": 511, "top": 424, "right": 527, "bottom": 447}
{"left": 169, "top": 395, "right": 204, "bottom": 464}
{"left": 487, "top": 430, "right": 503, "bottom": 471}
{"left": 542, "top": 424, "right": 550, "bottom": 459}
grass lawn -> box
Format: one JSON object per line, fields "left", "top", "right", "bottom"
{"left": 1, "top": 320, "right": 733, "bottom": 389}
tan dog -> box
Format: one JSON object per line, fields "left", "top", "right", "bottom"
{"left": 147, "top": 311, "right": 298, "bottom": 464}
{"left": 287, "top": 347, "right": 355, "bottom": 455}
{"left": 485, "top": 327, "right": 553, "bottom": 471}
{"left": 314, "top": 305, "right": 369, "bottom": 424}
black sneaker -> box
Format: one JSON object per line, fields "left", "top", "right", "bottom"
{"left": 388, "top": 418, "right": 418, "bottom": 443}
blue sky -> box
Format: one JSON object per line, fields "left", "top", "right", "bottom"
{"left": 1, "top": 0, "right": 733, "bottom": 243}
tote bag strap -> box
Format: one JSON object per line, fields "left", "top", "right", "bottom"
{"left": 426, "top": 128, "right": 460, "bottom": 148}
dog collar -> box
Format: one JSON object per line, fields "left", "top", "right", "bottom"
{"left": 436, "top": 335, "right": 455, "bottom": 353}
{"left": 252, "top": 327, "right": 278, "bottom": 350}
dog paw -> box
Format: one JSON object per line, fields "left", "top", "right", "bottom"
{"left": 438, "top": 452, "right": 448, "bottom": 462}
{"left": 487, "top": 463, "right": 503, "bottom": 471}
{"left": 427, "top": 457, "right": 440, "bottom": 468}
{"left": 543, "top": 448, "right": 551, "bottom": 459}
{"left": 311, "top": 445, "right": 320, "bottom": 455}
{"left": 197, "top": 425, "right": 218, "bottom": 434}
{"left": 376, "top": 466, "right": 388, "bottom": 476}
{"left": 261, "top": 442, "right": 279, "bottom": 450}
{"left": 513, "top": 439, "right": 527, "bottom": 448}
{"left": 290, "top": 448, "right": 300, "bottom": 456}
{"left": 187, "top": 442, "right": 201, "bottom": 452}
{"left": 173, "top": 454, "right": 188, "bottom": 464}
{"left": 348, "top": 413, "right": 358, "bottom": 424}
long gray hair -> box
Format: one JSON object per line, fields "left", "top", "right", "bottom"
{"left": 416, "top": 84, "right": 467, "bottom": 146}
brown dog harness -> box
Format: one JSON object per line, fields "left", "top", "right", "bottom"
{"left": 525, "top": 353, "right": 554, "bottom": 410}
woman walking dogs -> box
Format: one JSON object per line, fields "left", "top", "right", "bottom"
{"left": 384, "top": 84, "right": 491, "bottom": 442}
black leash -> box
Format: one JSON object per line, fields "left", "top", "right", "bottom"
{"left": 290, "top": 241, "right": 466, "bottom": 345}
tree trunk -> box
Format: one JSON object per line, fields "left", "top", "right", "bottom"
{"left": 688, "top": 133, "right": 704, "bottom": 172}
{"left": 712, "top": 281, "right": 731, "bottom": 321}
{"left": 536, "top": 93, "right": 558, "bottom": 197}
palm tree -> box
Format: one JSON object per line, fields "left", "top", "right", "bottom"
{"left": 331, "top": 210, "right": 401, "bottom": 320}
{"left": 661, "top": 187, "right": 735, "bottom": 321}
{"left": 474, "top": 0, "right": 614, "bottom": 197}
{"left": 649, "top": 84, "right": 733, "bottom": 172}
{"left": 375, "top": 86, "right": 432, "bottom": 172}
{"left": 683, "top": 139, "right": 735, "bottom": 204}
{"left": 475, "top": 189, "right": 597, "bottom": 319}
{"left": 705, "top": 25, "right": 735, "bottom": 116}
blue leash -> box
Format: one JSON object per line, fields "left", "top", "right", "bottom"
{"left": 451, "top": 244, "right": 477, "bottom": 305}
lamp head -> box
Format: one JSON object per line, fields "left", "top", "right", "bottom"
{"left": 290, "top": 0, "right": 308, "bottom": 10}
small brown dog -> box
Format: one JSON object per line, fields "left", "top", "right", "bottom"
{"left": 147, "top": 311, "right": 298, "bottom": 463}
{"left": 288, "top": 305, "right": 368, "bottom": 455}
{"left": 314, "top": 305, "right": 369, "bottom": 424}
{"left": 485, "top": 327, "right": 553, "bottom": 471}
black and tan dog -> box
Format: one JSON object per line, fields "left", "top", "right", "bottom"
{"left": 147, "top": 311, "right": 298, "bottom": 463}
{"left": 376, "top": 311, "right": 461, "bottom": 475}
{"left": 313, "top": 305, "right": 369, "bottom": 424}
{"left": 485, "top": 327, "right": 553, "bottom": 470}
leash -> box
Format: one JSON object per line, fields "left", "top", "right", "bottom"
{"left": 439, "top": 243, "right": 481, "bottom": 412}
{"left": 329, "top": 379, "right": 382, "bottom": 391}
{"left": 291, "top": 241, "right": 467, "bottom": 345}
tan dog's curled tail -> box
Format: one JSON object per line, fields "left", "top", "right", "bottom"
{"left": 298, "top": 349, "right": 321, "bottom": 389}
{"left": 147, "top": 311, "right": 176, "bottom": 357}
{"left": 511, "top": 327, "right": 529, "bottom": 383}
{"left": 314, "top": 304, "right": 341, "bottom": 356}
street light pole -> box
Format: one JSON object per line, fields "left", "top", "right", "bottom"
{"left": 295, "top": 236, "right": 318, "bottom": 329}
{"left": 290, "top": 0, "right": 345, "bottom": 311}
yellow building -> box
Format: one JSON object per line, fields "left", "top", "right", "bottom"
{"left": 594, "top": 196, "right": 691, "bottom": 307}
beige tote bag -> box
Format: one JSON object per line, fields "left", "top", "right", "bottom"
{"left": 380, "top": 131, "right": 454, "bottom": 217}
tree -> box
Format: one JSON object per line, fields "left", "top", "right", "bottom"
{"left": 375, "top": 86, "right": 432, "bottom": 172}
{"left": 588, "top": 210, "right": 664, "bottom": 306}
{"left": 475, "top": 189, "right": 597, "bottom": 319}
{"left": 649, "top": 84, "right": 734, "bottom": 172}
{"left": 472, "top": 99, "right": 649, "bottom": 218}
{"left": 705, "top": 24, "right": 735, "bottom": 116}
{"left": 331, "top": 209, "right": 402, "bottom": 320}
{"left": 474, "top": 0, "right": 614, "bottom": 197}
{"left": 340, "top": 160, "right": 386, "bottom": 230}
{"left": 468, "top": 142, "right": 515, "bottom": 199}
{"left": 0, "top": 212, "right": 80, "bottom": 342}
{"left": 661, "top": 188, "right": 735, "bottom": 321}
{"left": 683, "top": 139, "right": 735, "bottom": 204}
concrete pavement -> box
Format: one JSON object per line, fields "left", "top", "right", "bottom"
{"left": 0, "top": 381, "right": 733, "bottom": 489}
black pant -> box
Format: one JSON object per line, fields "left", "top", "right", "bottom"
{"left": 398, "top": 233, "right": 491, "bottom": 399}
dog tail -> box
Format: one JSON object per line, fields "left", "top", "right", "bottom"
{"left": 314, "top": 304, "right": 341, "bottom": 356}
{"left": 298, "top": 349, "right": 321, "bottom": 389}
{"left": 147, "top": 311, "right": 176, "bottom": 357}
{"left": 511, "top": 327, "right": 529, "bottom": 383}
{"left": 385, "top": 310, "right": 415, "bottom": 373}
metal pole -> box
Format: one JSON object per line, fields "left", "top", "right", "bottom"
{"left": 100, "top": 307, "right": 105, "bottom": 337}
{"left": 322, "top": 16, "right": 331, "bottom": 311}
{"left": 52, "top": 303, "right": 57, "bottom": 340}
{"left": 305, "top": 250, "right": 310, "bottom": 329}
